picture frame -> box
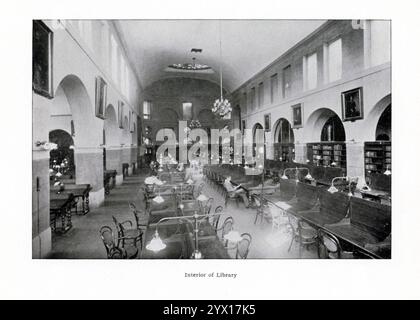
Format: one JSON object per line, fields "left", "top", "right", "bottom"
{"left": 118, "top": 101, "right": 124, "bottom": 128}
{"left": 341, "top": 87, "right": 364, "bottom": 121}
{"left": 291, "top": 103, "right": 303, "bottom": 128}
{"left": 264, "top": 113, "right": 271, "bottom": 132}
{"left": 33, "top": 20, "right": 54, "bottom": 99}
{"left": 95, "top": 76, "right": 107, "bottom": 119}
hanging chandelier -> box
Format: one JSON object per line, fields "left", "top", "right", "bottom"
{"left": 212, "top": 21, "right": 232, "bottom": 118}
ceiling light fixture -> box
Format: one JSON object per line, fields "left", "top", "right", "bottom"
{"left": 212, "top": 21, "right": 231, "bottom": 118}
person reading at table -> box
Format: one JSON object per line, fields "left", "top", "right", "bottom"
{"left": 223, "top": 176, "right": 249, "bottom": 207}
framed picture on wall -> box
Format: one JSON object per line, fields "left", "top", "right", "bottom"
{"left": 95, "top": 76, "right": 107, "bottom": 119}
{"left": 264, "top": 113, "right": 271, "bottom": 132}
{"left": 33, "top": 20, "right": 54, "bottom": 99}
{"left": 118, "top": 101, "right": 124, "bottom": 128}
{"left": 342, "top": 87, "right": 363, "bottom": 121}
{"left": 291, "top": 103, "right": 303, "bottom": 128}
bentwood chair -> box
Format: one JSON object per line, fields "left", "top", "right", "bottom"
{"left": 99, "top": 226, "right": 138, "bottom": 259}
{"left": 219, "top": 216, "right": 234, "bottom": 248}
{"left": 129, "top": 203, "right": 148, "bottom": 231}
{"left": 288, "top": 215, "right": 318, "bottom": 258}
{"left": 317, "top": 229, "right": 354, "bottom": 259}
{"left": 210, "top": 206, "right": 224, "bottom": 232}
{"left": 112, "top": 216, "right": 143, "bottom": 252}
{"left": 235, "top": 233, "right": 252, "bottom": 259}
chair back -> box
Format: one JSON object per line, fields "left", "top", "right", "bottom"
{"left": 221, "top": 216, "right": 234, "bottom": 240}
{"left": 99, "top": 226, "right": 125, "bottom": 259}
{"left": 212, "top": 206, "right": 223, "bottom": 230}
{"left": 129, "top": 202, "right": 146, "bottom": 229}
{"left": 236, "top": 233, "right": 252, "bottom": 259}
{"left": 318, "top": 229, "right": 343, "bottom": 259}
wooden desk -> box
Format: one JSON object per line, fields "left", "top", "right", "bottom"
{"left": 50, "top": 193, "right": 74, "bottom": 233}
{"left": 142, "top": 217, "right": 229, "bottom": 259}
{"left": 52, "top": 184, "right": 91, "bottom": 214}
{"left": 261, "top": 191, "right": 389, "bottom": 259}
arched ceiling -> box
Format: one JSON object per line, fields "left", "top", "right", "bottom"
{"left": 115, "top": 20, "right": 326, "bottom": 92}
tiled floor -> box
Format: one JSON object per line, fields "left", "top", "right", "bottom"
{"left": 49, "top": 172, "right": 318, "bottom": 259}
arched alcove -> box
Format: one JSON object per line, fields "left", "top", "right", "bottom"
{"left": 305, "top": 108, "right": 346, "bottom": 142}
{"left": 306, "top": 108, "right": 346, "bottom": 168}
{"left": 320, "top": 114, "right": 346, "bottom": 142}
{"left": 273, "top": 118, "right": 295, "bottom": 162}
{"left": 362, "top": 94, "right": 391, "bottom": 141}
{"left": 375, "top": 104, "right": 391, "bottom": 141}
{"left": 53, "top": 74, "right": 96, "bottom": 147}
{"left": 49, "top": 129, "right": 75, "bottom": 179}
{"left": 104, "top": 104, "right": 120, "bottom": 147}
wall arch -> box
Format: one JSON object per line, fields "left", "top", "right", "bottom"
{"left": 53, "top": 74, "right": 96, "bottom": 147}
{"left": 104, "top": 104, "right": 120, "bottom": 147}
{"left": 304, "top": 108, "right": 345, "bottom": 142}
{"left": 273, "top": 118, "right": 294, "bottom": 143}
{"left": 363, "top": 94, "right": 392, "bottom": 141}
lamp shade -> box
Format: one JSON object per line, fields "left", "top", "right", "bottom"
{"left": 146, "top": 233, "right": 166, "bottom": 252}
{"left": 153, "top": 195, "right": 165, "bottom": 204}
{"left": 328, "top": 185, "right": 339, "bottom": 193}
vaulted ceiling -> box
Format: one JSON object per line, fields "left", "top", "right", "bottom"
{"left": 115, "top": 20, "right": 326, "bottom": 92}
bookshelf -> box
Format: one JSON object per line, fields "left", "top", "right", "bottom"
{"left": 273, "top": 143, "right": 295, "bottom": 162}
{"left": 307, "top": 142, "right": 346, "bottom": 169}
{"left": 364, "top": 141, "right": 391, "bottom": 175}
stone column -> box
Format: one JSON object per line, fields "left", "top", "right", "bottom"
{"left": 74, "top": 147, "right": 104, "bottom": 208}
{"left": 106, "top": 146, "right": 123, "bottom": 185}
{"left": 32, "top": 150, "right": 52, "bottom": 258}
{"left": 294, "top": 142, "right": 307, "bottom": 164}
{"left": 346, "top": 141, "right": 366, "bottom": 183}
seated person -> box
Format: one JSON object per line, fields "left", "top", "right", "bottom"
{"left": 223, "top": 176, "right": 249, "bottom": 207}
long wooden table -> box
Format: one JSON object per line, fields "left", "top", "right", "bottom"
{"left": 51, "top": 183, "right": 91, "bottom": 215}
{"left": 259, "top": 192, "right": 389, "bottom": 259}
{"left": 142, "top": 210, "right": 230, "bottom": 259}
{"left": 50, "top": 193, "right": 74, "bottom": 233}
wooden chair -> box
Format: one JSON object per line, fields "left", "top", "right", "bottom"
{"left": 99, "top": 226, "right": 138, "bottom": 259}
{"left": 211, "top": 206, "right": 224, "bottom": 231}
{"left": 317, "top": 229, "right": 354, "bottom": 259}
{"left": 287, "top": 215, "right": 318, "bottom": 258}
{"left": 112, "top": 216, "right": 143, "bottom": 251}
{"left": 129, "top": 202, "right": 148, "bottom": 231}
{"left": 220, "top": 216, "right": 234, "bottom": 248}
{"left": 235, "top": 233, "right": 252, "bottom": 259}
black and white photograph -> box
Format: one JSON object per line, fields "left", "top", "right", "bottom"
{"left": 31, "top": 19, "right": 392, "bottom": 260}
{"left": 3, "top": 0, "right": 420, "bottom": 301}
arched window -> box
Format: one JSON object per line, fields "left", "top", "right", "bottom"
{"left": 375, "top": 104, "right": 391, "bottom": 141}
{"left": 274, "top": 119, "right": 295, "bottom": 162}
{"left": 321, "top": 115, "right": 346, "bottom": 142}
{"left": 49, "top": 129, "right": 75, "bottom": 179}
